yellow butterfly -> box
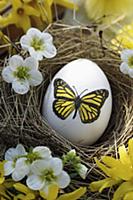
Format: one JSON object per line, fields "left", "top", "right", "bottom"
{"left": 53, "top": 78, "right": 109, "bottom": 123}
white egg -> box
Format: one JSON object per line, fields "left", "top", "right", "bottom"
{"left": 42, "top": 59, "right": 112, "bottom": 145}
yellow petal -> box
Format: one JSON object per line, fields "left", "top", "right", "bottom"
{"left": 17, "top": 15, "right": 31, "bottom": 32}
{"left": 12, "top": 0, "right": 22, "bottom": 10}
{"left": 90, "top": 178, "right": 121, "bottom": 193}
{"left": 113, "top": 181, "right": 133, "bottom": 200}
{"left": 128, "top": 139, "right": 133, "bottom": 167}
{"left": 14, "top": 183, "right": 31, "bottom": 194}
{"left": 54, "top": 0, "right": 78, "bottom": 10}
{"left": 119, "top": 145, "right": 131, "bottom": 165}
{"left": 0, "top": 177, "right": 5, "bottom": 184}
{"left": 110, "top": 163, "right": 133, "bottom": 181}
{"left": 95, "top": 158, "right": 111, "bottom": 177}
{"left": 57, "top": 187, "right": 86, "bottom": 200}
{"left": 24, "top": 5, "right": 40, "bottom": 17}
{"left": 47, "top": 184, "right": 59, "bottom": 200}
{"left": 39, "top": 191, "right": 47, "bottom": 199}
{"left": 101, "top": 156, "right": 120, "bottom": 167}
{"left": 42, "top": 1, "right": 53, "bottom": 23}
{"left": 13, "top": 194, "right": 25, "bottom": 200}
{"left": 124, "top": 192, "right": 133, "bottom": 200}
{"left": 46, "top": 0, "right": 53, "bottom": 6}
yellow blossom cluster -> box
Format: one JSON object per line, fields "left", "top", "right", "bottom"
{"left": 90, "top": 138, "right": 133, "bottom": 200}
{"left": 112, "top": 23, "right": 133, "bottom": 50}
{"left": 0, "top": 0, "right": 77, "bottom": 32}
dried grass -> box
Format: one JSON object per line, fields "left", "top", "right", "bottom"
{"left": 0, "top": 23, "right": 133, "bottom": 199}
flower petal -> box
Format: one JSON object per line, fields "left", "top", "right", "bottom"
{"left": 5, "top": 147, "right": 18, "bottom": 160}
{"left": 9, "top": 55, "right": 23, "bottom": 70}
{"left": 28, "top": 47, "right": 43, "bottom": 61}
{"left": 4, "top": 161, "right": 14, "bottom": 176}
{"left": 113, "top": 181, "right": 133, "bottom": 200}
{"left": 20, "top": 35, "right": 31, "bottom": 50}
{"left": 121, "top": 49, "right": 133, "bottom": 62}
{"left": 90, "top": 178, "right": 121, "bottom": 193}
{"left": 119, "top": 145, "right": 131, "bottom": 165}
{"left": 2, "top": 66, "right": 14, "bottom": 83}
{"left": 56, "top": 171, "right": 70, "bottom": 188}
{"left": 47, "top": 184, "right": 59, "bottom": 199}
{"left": 128, "top": 68, "right": 133, "bottom": 78}
{"left": 27, "top": 28, "right": 42, "bottom": 38}
{"left": 101, "top": 156, "right": 120, "bottom": 167}
{"left": 26, "top": 174, "right": 44, "bottom": 190}
{"left": 76, "top": 163, "right": 88, "bottom": 179}
{"left": 94, "top": 158, "right": 111, "bottom": 177}
{"left": 12, "top": 158, "right": 30, "bottom": 181}
{"left": 31, "top": 160, "right": 50, "bottom": 175}
{"left": 33, "top": 146, "right": 51, "bottom": 159}
{"left": 42, "top": 32, "right": 53, "bottom": 43}
{"left": 120, "top": 62, "right": 129, "bottom": 74}
{"left": 124, "top": 192, "right": 133, "bottom": 200}
{"left": 24, "top": 56, "right": 39, "bottom": 71}
{"left": 12, "top": 79, "right": 30, "bottom": 95}
{"left": 50, "top": 158, "right": 63, "bottom": 176}
{"left": 16, "top": 144, "right": 27, "bottom": 156}
{"left": 128, "top": 139, "right": 133, "bottom": 167}
{"left": 29, "top": 70, "right": 43, "bottom": 86}
{"left": 43, "top": 43, "right": 57, "bottom": 58}
{"left": 57, "top": 187, "right": 86, "bottom": 200}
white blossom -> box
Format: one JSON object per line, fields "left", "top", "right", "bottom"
{"left": 11, "top": 146, "right": 52, "bottom": 182}
{"left": 2, "top": 55, "right": 43, "bottom": 94}
{"left": 20, "top": 28, "right": 57, "bottom": 61}
{"left": 76, "top": 163, "right": 88, "bottom": 179}
{"left": 26, "top": 158, "right": 70, "bottom": 194}
{"left": 4, "top": 144, "right": 27, "bottom": 177}
{"left": 63, "top": 149, "right": 88, "bottom": 179}
{"left": 120, "top": 49, "right": 133, "bottom": 78}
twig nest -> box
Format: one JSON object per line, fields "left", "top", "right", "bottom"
{"left": 0, "top": 23, "right": 133, "bottom": 199}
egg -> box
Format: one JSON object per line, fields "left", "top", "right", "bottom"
{"left": 42, "top": 59, "right": 112, "bottom": 145}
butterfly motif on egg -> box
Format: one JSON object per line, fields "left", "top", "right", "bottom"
{"left": 53, "top": 78, "right": 109, "bottom": 123}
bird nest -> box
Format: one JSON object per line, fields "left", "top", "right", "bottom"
{"left": 0, "top": 23, "right": 133, "bottom": 199}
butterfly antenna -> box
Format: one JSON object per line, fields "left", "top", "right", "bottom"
{"left": 79, "top": 89, "right": 88, "bottom": 97}
{"left": 73, "top": 86, "right": 78, "bottom": 96}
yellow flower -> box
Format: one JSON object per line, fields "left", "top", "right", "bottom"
{"left": 0, "top": 161, "right": 5, "bottom": 184}
{"left": 40, "top": 184, "right": 86, "bottom": 200}
{"left": 13, "top": 183, "right": 36, "bottom": 199}
{"left": 14, "top": 183, "right": 86, "bottom": 200}
{"left": 0, "top": 0, "right": 9, "bottom": 10}
{"left": 111, "top": 23, "right": 133, "bottom": 50}
{"left": 90, "top": 138, "right": 133, "bottom": 200}
{"left": 85, "top": 0, "right": 133, "bottom": 25}
{"left": 0, "top": 0, "right": 77, "bottom": 34}
{"left": 0, "top": 0, "right": 40, "bottom": 32}
{"left": 57, "top": 187, "right": 86, "bottom": 200}
{"left": 31, "top": 0, "right": 77, "bottom": 24}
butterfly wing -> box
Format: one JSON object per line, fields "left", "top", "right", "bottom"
{"left": 53, "top": 78, "right": 76, "bottom": 120}
{"left": 79, "top": 89, "right": 109, "bottom": 123}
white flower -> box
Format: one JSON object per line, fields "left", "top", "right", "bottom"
{"left": 76, "top": 163, "right": 88, "bottom": 180}
{"left": 2, "top": 55, "right": 43, "bottom": 94}
{"left": 4, "top": 144, "right": 27, "bottom": 177}
{"left": 120, "top": 49, "right": 133, "bottom": 78}
{"left": 11, "top": 146, "right": 52, "bottom": 182}
{"left": 26, "top": 158, "right": 70, "bottom": 194}
{"left": 20, "top": 28, "right": 57, "bottom": 61}
{"left": 63, "top": 149, "right": 88, "bottom": 180}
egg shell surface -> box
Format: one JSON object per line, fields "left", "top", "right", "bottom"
{"left": 42, "top": 59, "right": 112, "bottom": 145}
